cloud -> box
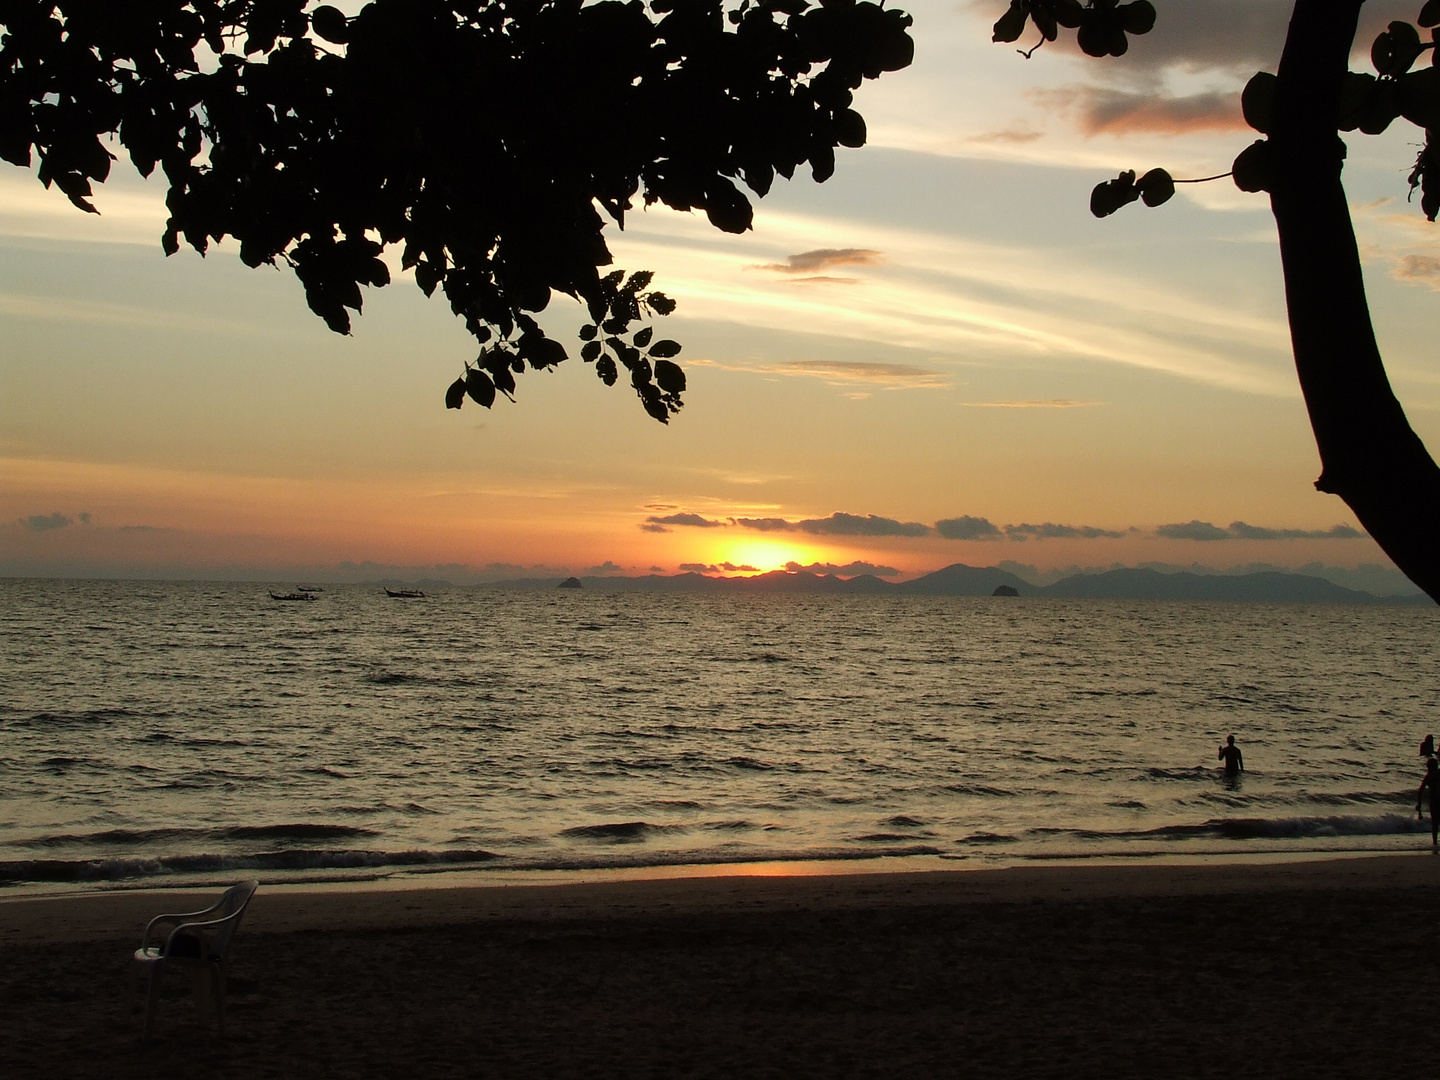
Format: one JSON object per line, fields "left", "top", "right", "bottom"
{"left": 1005, "top": 523, "right": 1129, "bottom": 540}
{"left": 936, "top": 517, "right": 1125, "bottom": 541}
{"left": 800, "top": 513, "right": 930, "bottom": 537}
{"left": 646, "top": 512, "right": 727, "bottom": 528}
{"left": 982, "top": 1, "right": 1417, "bottom": 79}
{"left": 1156, "top": 520, "right": 1365, "bottom": 541}
{"left": 970, "top": 129, "right": 1044, "bottom": 145}
{"left": 785, "top": 560, "right": 902, "bottom": 577}
{"left": 936, "top": 516, "right": 1003, "bottom": 541}
{"left": 1119, "top": 0, "right": 1293, "bottom": 71}
{"left": 751, "top": 248, "right": 882, "bottom": 274}
{"left": 982, "top": 0, "right": 1291, "bottom": 74}
{"left": 734, "top": 512, "right": 932, "bottom": 537}
{"left": 679, "top": 562, "right": 760, "bottom": 574}
{"left": 588, "top": 561, "right": 625, "bottom": 575}
{"left": 1156, "top": 520, "right": 1235, "bottom": 541}
{"left": 649, "top": 566, "right": 664, "bottom": 573}
{"left": 22, "top": 512, "right": 72, "bottom": 532}
{"left": 1227, "top": 521, "right": 1364, "bottom": 541}
{"left": 776, "top": 360, "right": 949, "bottom": 388}
{"left": 639, "top": 523, "right": 670, "bottom": 533}
{"left": 696, "top": 355, "right": 948, "bottom": 390}
{"left": 732, "top": 517, "right": 794, "bottom": 532}
{"left": 1394, "top": 254, "right": 1440, "bottom": 288}
{"left": 613, "top": 205, "right": 1297, "bottom": 396}
{"left": 1069, "top": 89, "right": 1243, "bottom": 136}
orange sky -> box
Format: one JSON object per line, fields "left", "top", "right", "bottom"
{"left": 3, "top": 1, "right": 1436, "bottom": 587}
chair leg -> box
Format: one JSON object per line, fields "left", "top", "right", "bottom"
{"left": 143, "top": 966, "right": 162, "bottom": 1039}
{"left": 212, "top": 961, "right": 227, "bottom": 1038}
{"left": 192, "top": 967, "right": 211, "bottom": 1026}
{"left": 129, "top": 960, "right": 145, "bottom": 1014}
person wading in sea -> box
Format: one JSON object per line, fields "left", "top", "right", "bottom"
{"left": 1218, "top": 735, "right": 1243, "bottom": 778}
{"left": 1418, "top": 758, "right": 1440, "bottom": 854}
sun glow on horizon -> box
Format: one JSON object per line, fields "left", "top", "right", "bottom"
{"left": 692, "top": 538, "right": 829, "bottom": 574}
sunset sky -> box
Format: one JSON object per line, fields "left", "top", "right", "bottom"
{"left": 5, "top": 0, "right": 1440, "bottom": 586}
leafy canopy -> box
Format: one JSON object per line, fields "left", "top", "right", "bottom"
{"left": 0, "top": 0, "right": 914, "bottom": 421}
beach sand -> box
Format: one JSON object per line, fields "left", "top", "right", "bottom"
{"left": 2, "top": 854, "right": 1435, "bottom": 1078}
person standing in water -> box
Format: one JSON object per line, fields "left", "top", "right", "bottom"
{"left": 1419, "top": 758, "right": 1440, "bottom": 854}
{"left": 1218, "top": 735, "right": 1243, "bottom": 777}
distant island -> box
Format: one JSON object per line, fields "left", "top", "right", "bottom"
{"left": 492, "top": 564, "right": 1435, "bottom": 605}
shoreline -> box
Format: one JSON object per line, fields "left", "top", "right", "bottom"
{"left": 4, "top": 849, "right": 1434, "bottom": 945}
{"left": 0, "top": 834, "right": 1428, "bottom": 901}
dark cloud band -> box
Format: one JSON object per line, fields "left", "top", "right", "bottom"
{"left": 1157, "top": 520, "right": 1364, "bottom": 541}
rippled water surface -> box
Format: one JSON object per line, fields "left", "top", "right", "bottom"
{"left": 2, "top": 579, "right": 1438, "bottom": 887}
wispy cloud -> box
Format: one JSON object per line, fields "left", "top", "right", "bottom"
{"left": 969, "top": 129, "right": 1044, "bottom": 145}
{"left": 680, "top": 562, "right": 759, "bottom": 573}
{"left": 750, "top": 248, "right": 882, "bottom": 274}
{"left": 1394, "top": 254, "right": 1440, "bottom": 289}
{"left": 611, "top": 208, "right": 1295, "bottom": 396}
{"left": 1034, "top": 87, "right": 1243, "bottom": 136}
{"left": 961, "top": 399, "right": 1103, "bottom": 408}
{"left": 0, "top": 292, "right": 268, "bottom": 336}
{"left": 691, "top": 356, "right": 949, "bottom": 391}
{"left": 646, "top": 512, "right": 727, "bottom": 528}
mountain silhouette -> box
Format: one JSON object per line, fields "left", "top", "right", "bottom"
{"left": 491, "top": 563, "right": 1430, "bottom": 603}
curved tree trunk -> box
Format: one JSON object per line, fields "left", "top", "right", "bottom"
{"left": 1270, "top": 0, "right": 1440, "bottom": 601}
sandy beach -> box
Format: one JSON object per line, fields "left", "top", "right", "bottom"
{"left": 3, "top": 854, "right": 1435, "bottom": 1078}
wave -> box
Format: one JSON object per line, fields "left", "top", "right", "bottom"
{"left": 0, "top": 842, "right": 950, "bottom": 885}
{"left": 1059, "top": 813, "right": 1427, "bottom": 843}
{"left": 558, "top": 821, "right": 684, "bottom": 843}
{"left": 7, "top": 707, "right": 141, "bottom": 728}
{"left": 9, "top": 823, "right": 380, "bottom": 849}
{"left": 0, "top": 847, "right": 501, "bottom": 884}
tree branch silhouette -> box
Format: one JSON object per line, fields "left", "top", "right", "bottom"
{"left": 1053, "top": 0, "right": 1440, "bottom": 603}
{"left": 0, "top": 0, "right": 914, "bottom": 423}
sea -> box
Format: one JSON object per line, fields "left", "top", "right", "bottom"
{"left": 2, "top": 578, "right": 1438, "bottom": 893}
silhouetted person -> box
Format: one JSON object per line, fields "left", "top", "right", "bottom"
{"left": 1422, "top": 734, "right": 1435, "bottom": 759}
{"left": 1419, "top": 758, "right": 1440, "bottom": 854}
{"left": 1218, "top": 735, "right": 1243, "bottom": 777}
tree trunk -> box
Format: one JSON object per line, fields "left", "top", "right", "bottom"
{"left": 1270, "top": 0, "right": 1440, "bottom": 601}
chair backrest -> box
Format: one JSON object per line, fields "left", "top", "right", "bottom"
{"left": 209, "top": 880, "right": 258, "bottom": 957}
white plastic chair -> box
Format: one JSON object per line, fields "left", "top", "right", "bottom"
{"left": 132, "top": 880, "right": 258, "bottom": 1037}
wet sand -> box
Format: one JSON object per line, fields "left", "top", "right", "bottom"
{"left": 2, "top": 855, "right": 1435, "bottom": 1078}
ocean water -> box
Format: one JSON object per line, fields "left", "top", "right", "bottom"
{"left": 2, "top": 578, "right": 1438, "bottom": 891}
